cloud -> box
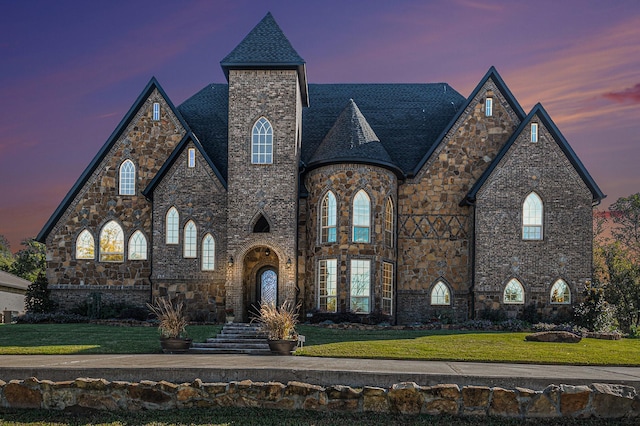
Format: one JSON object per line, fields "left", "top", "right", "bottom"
{"left": 603, "top": 83, "right": 640, "bottom": 104}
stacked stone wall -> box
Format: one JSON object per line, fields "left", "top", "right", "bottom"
{"left": 48, "top": 285, "right": 150, "bottom": 312}
{"left": 473, "top": 115, "right": 594, "bottom": 318}
{"left": 1, "top": 378, "right": 637, "bottom": 419}
{"left": 396, "top": 79, "right": 521, "bottom": 323}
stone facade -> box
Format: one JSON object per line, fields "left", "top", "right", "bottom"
{"left": 1, "top": 378, "right": 637, "bottom": 419}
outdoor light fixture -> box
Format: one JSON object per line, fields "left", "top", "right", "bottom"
{"left": 265, "top": 248, "right": 270, "bottom": 257}
{"left": 286, "top": 258, "right": 292, "bottom": 269}
{"left": 228, "top": 256, "right": 234, "bottom": 267}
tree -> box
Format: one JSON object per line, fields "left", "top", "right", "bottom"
{"left": 10, "top": 238, "right": 46, "bottom": 283}
{"left": 24, "top": 271, "right": 56, "bottom": 314}
{"left": 609, "top": 193, "right": 640, "bottom": 253}
{"left": 0, "top": 235, "right": 13, "bottom": 272}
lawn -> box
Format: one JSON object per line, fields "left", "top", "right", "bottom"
{"left": 0, "top": 323, "right": 638, "bottom": 365}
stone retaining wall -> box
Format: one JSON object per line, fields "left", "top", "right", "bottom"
{"left": 1, "top": 378, "right": 638, "bottom": 418}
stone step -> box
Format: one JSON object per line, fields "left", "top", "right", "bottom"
{"left": 216, "top": 333, "right": 267, "bottom": 339}
{"left": 193, "top": 342, "right": 269, "bottom": 350}
{"left": 206, "top": 337, "right": 268, "bottom": 344}
{"left": 188, "top": 323, "right": 270, "bottom": 354}
{"left": 189, "top": 346, "right": 271, "bottom": 355}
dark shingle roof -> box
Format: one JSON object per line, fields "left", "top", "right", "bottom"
{"left": 178, "top": 82, "right": 465, "bottom": 179}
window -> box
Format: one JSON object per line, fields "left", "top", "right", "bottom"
{"left": 202, "top": 234, "right": 215, "bottom": 271}
{"left": 99, "top": 221, "right": 124, "bottom": 262}
{"left": 166, "top": 207, "right": 179, "bottom": 244}
{"left": 76, "top": 230, "right": 95, "bottom": 260}
{"left": 431, "top": 281, "right": 451, "bottom": 305}
{"left": 253, "top": 214, "right": 270, "bottom": 233}
{"left": 318, "top": 259, "right": 337, "bottom": 312}
{"left": 153, "top": 102, "right": 160, "bottom": 121}
{"left": 188, "top": 148, "right": 196, "bottom": 168}
{"left": 485, "top": 98, "right": 493, "bottom": 116}
{"left": 384, "top": 197, "right": 394, "bottom": 247}
{"left": 128, "top": 230, "right": 147, "bottom": 260}
{"left": 321, "top": 191, "right": 337, "bottom": 243}
{"left": 183, "top": 220, "right": 197, "bottom": 258}
{"left": 352, "top": 190, "right": 370, "bottom": 243}
{"left": 382, "top": 262, "right": 393, "bottom": 315}
{"left": 251, "top": 117, "right": 273, "bottom": 164}
{"left": 523, "top": 192, "right": 543, "bottom": 240}
{"left": 551, "top": 279, "right": 571, "bottom": 304}
{"left": 531, "top": 123, "right": 538, "bottom": 142}
{"left": 350, "top": 259, "right": 370, "bottom": 313}
{"left": 119, "top": 160, "right": 135, "bottom": 195}
{"left": 504, "top": 278, "right": 524, "bottom": 304}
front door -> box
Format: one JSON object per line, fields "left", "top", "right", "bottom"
{"left": 258, "top": 267, "right": 278, "bottom": 306}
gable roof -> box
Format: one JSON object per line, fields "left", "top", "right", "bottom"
{"left": 410, "top": 66, "right": 526, "bottom": 177}
{"left": 221, "top": 12, "right": 308, "bottom": 107}
{"left": 142, "top": 132, "right": 227, "bottom": 199}
{"left": 36, "top": 77, "right": 190, "bottom": 243}
{"left": 0, "top": 270, "right": 30, "bottom": 291}
{"left": 463, "top": 103, "right": 606, "bottom": 205}
{"left": 307, "top": 99, "right": 401, "bottom": 175}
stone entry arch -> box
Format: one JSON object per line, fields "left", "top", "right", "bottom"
{"left": 241, "top": 246, "right": 279, "bottom": 320}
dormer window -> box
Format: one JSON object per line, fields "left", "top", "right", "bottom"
{"left": 485, "top": 98, "right": 493, "bottom": 116}
{"left": 188, "top": 148, "right": 196, "bottom": 168}
{"left": 531, "top": 123, "right": 538, "bottom": 142}
{"left": 153, "top": 102, "right": 160, "bottom": 121}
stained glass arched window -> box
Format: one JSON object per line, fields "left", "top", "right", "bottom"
{"left": 76, "top": 230, "right": 95, "bottom": 260}
{"left": 551, "top": 279, "right": 571, "bottom": 304}
{"left": 99, "top": 221, "right": 124, "bottom": 262}
{"left": 261, "top": 269, "right": 277, "bottom": 306}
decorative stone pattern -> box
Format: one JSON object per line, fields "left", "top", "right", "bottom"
{"left": 150, "top": 141, "right": 227, "bottom": 321}
{"left": 473, "top": 114, "right": 593, "bottom": 317}
{"left": 0, "top": 378, "right": 637, "bottom": 419}
{"left": 396, "top": 80, "right": 521, "bottom": 323}
{"left": 303, "top": 164, "right": 397, "bottom": 316}
{"left": 44, "top": 90, "right": 185, "bottom": 311}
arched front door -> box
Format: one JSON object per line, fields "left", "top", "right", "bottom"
{"left": 257, "top": 267, "right": 278, "bottom": 306}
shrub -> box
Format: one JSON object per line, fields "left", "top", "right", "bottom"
{"left": 147, "top": 298, "right": 188, "bottom": 338}
{"left": 16, "top": 312, "right": 88, "bottom": 324}
{"left": 574, "top": 286, "right": 618, "bottom": 332}
{"left": 518, "top": 304, "right": 540, "bottom": 324}
{"left": 70, "top": 298, "right": 149, "bottom": 321}
{"left": 24, "top": 272, "right": 57, "bottom": 314}
{"left": 478, "top": 307, "right": 507, "bottom": 322}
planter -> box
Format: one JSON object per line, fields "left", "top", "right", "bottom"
{"left": 267, "top": 339, "right": 298, "bottom": 355}
{"left": 226, "top": 316, "right": 235, "bottom": 324}
{"left": 160, "top": 337, "right": 192, "bottom": 354}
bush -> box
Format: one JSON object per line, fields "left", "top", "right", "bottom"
{"left": 478, "top": 307, "right": 507, "bottom": 322}
{"left": 518, "top": 304, "right": 540, "bottom": 324}
{"left": 574, "top": 286, "right": 618, "bottom": 332}
{"left": 16, "top": 312, "right": 88, "bottom": 324}
{"left": 70, "top": 298, "right": 149, "bottom": 321}
{"left": 24, "top": 272, "right": 57, "bottom": 314}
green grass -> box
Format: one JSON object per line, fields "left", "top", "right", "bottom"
{"left": 0, "top": 407, "right": 637, "bottom": 426}
{"left": 0, "top": 323, "right": 220, "bottom": 354}
{"left": 0, "top": 323, "right": 638, "bottom": 365}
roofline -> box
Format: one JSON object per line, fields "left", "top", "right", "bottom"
{"left": 142, "top": 132, "right": 228, "bottom": 199}
{"left": 463, "top": 103, "right": 606, "bottom": 206}
{"left": 304, "top": 158, "right": 405, "bottom": 178}
{"left": 409, "top": 66, "right": 526, "bottom": 177}
{"left": 36, "top": 77, "right": 190, "bottom": 243}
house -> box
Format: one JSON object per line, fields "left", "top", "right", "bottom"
{"left": 37, "top": 13, "right": 604, "bottom": 324}
{"left": 0, "top": 270, "right": 30, "bottom": 320}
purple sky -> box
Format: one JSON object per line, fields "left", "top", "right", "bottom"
{"left": 1, "top": 0, "right": 639, "bottom": 251}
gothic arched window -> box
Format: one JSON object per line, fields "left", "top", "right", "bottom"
{"left": 252, "top": 117, "right": 273, "bottom": 164}
{"left": 352, "top": 190, "right": 370, "bottom": 243}
{"left": 99, "top": 221, "right": 124, "bottom": 262}
{"left": 184, "top": 220, "right": 197, "bottom": 258}
{"left": 431, "top": 281, "right": 451, "bottom": 305}
{"left": 202, "top": 234, "right": 215, "bottom": 271}
{"left": 523, "top": 192, "right": 543, "bottom": 240}
{"left": 504, "top": 278, "right": 525, "bottom": 304}
{"left": 119, "top": 160, "right": 135, "bottom": 195}
{"left": 166, "top": 207, "right": 179, "bottom": 244}
{"left": 321, "top": 191, "right": 337, "bottom": 243}
{"left": 76, "top": 230, "right": 95, "bottom": 260}
{"left": 128, "top": 230, "right": 147, "bottom": 260}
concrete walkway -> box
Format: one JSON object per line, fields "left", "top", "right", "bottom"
{"left": 1, "top": 355, "right": 639, "bottom": 391}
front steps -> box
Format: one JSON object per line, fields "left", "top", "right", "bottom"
{"left": 190, "top": 323, "right": 270, "bottom": 355}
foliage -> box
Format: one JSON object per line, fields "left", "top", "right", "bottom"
{"left": 518, "top": 303, "right": 541, "bottom": 324}
{"left": 70, "top": 297, "right": 149, "bottom": 321}
{"left": 24, "top": 272, "right": 57, "bottom": 314}
{"left": 252, "top": 300, "right": 300, "bottom": 340}
{"left": 0, "top": 234, "right": 13, "bottom": 272}
{"left": 574, "top": 286, "right": 618, "bottom": 332}
{"left": 16, "top": 312, "right": 88, "bottom": 324}
{"left": 147, "top": 297, "right": 189, "bottom": 338}
{"left": 609, "top": 192, "right": 640, "bottom": 252}
{"left": 478, "top": 307, "right": 507, "bottom": 322}
{"left": 10, "top": 238, "right": 46, "bottom": 282}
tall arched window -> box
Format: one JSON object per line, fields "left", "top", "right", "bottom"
{"left": 431, "top": 281, "right": 451, "bottom": 305}
{"left": 550, "top": 279, "right": 571, "bottom": 304}
{"left": 183, "top": 220, "right": 197, "bottom": 258}
{"left": 202, "top": 234, "right": 215, "bottom": 271}
{"left": 128, "top": 230, "right": 147, "bottom": 260}
{"left": 504, "top": 278, "right": 525, "bottom": 304}
{"left": 252, "top": 117, "right": 273, "bottom": 164}
{"left": 321, "top": 191, "right": 337, "bottom": 243}
{"left": 384, "top": 197, "right": 394, "bottom": 247}
{"left": 166, "top": 207, "right": 179, "bottom": 244}
{"left": 99, "top": 221, "right": 124, "bottom": 262}
{"left": 352, "top": 190, "right": 370, "bottom": 243}
{"left": 119, "top": 159, "right": 135, "bottom": 195}
{"left": 523, "top": 192, "right": 543, "bottom": 240}
{"left": 76, "top": 230, "right": 95, "bottom": 260}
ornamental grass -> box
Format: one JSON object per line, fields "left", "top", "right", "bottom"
{"left": 252, "top": 300, "right": 300, "bottom": 340}
{"left": 146, "top": 297, "right": 188, "bottom": 338}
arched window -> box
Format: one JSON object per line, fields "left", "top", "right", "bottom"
{"left": 128, "top": 230, "right": 147, "bottom": 260}
{"left": 352, "top": 190, "right": 370, "bottom": 243}
{"left": 504, "top": 278, "right": 525, "bottom": 304}
{"left": 202, "top": 234, "right": 215, "bottom": 271}
{"left": 99, "top": 221, "right": 124, "bottom": 262}
{"left": 431, "top": 281, "right": 451, "bottom": 305}
{"left": 119, "top": 160, "right": 135, "bottom": 195}
{"left": 76, "top": 230, "right": 95, "bottom": 260}
{"left": 384, "top": 197, "right": 394, "bottom": 247}
{"left": 523, "top": 192, "right": 543, "bottom": 240}
{"left": 551, "top": 279, "right": 571, "bottom": 304}
{"left": 321, "top": 191, "right": 337, "bottom": 243}
{"left": 183, "top": 220, "right": 197, "bottom": 258}
{"left": 252, "top": 117, "right": 273, "bottom": 164}
{"left": 166, "top": 207, "right": 179, "bottom": 244}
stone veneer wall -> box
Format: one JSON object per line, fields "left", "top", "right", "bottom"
{"left": 150, "top": 141, "right": 228, "bottom": 321}
{"left": 1, "top": 378, "right": 637, "bottom": 419}
{"left": 473, "top": 114, "right": 594, "bottom": 318}
{"left": 396, "top": 79, "right": 521, "bottom": 324}
{"left": 44, "top": 90, "right": 185, "bottom": 310}
{"left": 303, "top": 164, "right": 397, "bottom": 317}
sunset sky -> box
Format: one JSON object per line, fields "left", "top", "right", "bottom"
{"left": 1, "top": 0, "right": 639, "bottom": 251}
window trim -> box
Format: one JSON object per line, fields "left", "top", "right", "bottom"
{"left": 349, "top": 258, "right": 371, "bottom": 313}
{"left": 522, "top": 192, "right": 543, "bottom": 240}
{"left": 99, "top": 220, "right": 124, "bottom": 263}
{"left": 320, "top": 191, "right": 337, "bottom": 243}
{"left": 352, "top": 190, "right": 371, "bottom": 243}
{"left": 317, "top": 258, "right": 338, "bottom": 312}
{"left": 128, "top": 230, "right": 148, "bottom": 260}
{"left": 251, "top": 117, "right": 273, "bottom": 164}
{"left": 119, "top": 159, "right": 136, "bottom": 196}
{"left": 183, "top": 220, "right": 197, "bottom": 258}
{"left": 75, "top": 229, "right": 95, "bottom": 260}
{"left": 504, "top": 278, "right": 525, "bottom": 304}
{"left": 485, "top": 97, "right": 493, "bottom": 117}
{"left": 166, "top": 207, "right": 179, "bottom": 245}
{"left": 201, "top": 233, "right": 215, "bottom": 271}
